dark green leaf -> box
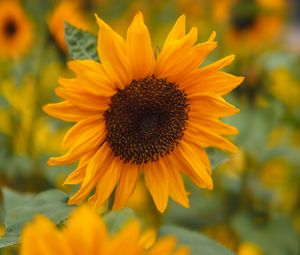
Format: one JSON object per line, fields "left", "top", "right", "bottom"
{"left": 159, "top": 225, "right": 235, "bottom": 255}
{"left": 64, "top": 22, "right": 99, "bottom": 61}
{"left": 0, "top": 188, "right": 74, "bottom": 248}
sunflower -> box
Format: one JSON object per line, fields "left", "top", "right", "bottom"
{"left": 48, "top": 0, "right": 89, "bottom": 52}
{"left": 20, "top": 206, "right": 189, "bottom": 255}
{"left": 227, "top": 0, "right": 286, "bottom": 48}
{"left": 0, "top": 0, "right": 32, "bottom": 59}
{"left": 44, "top": 12, "right": 243, "bottom": 212}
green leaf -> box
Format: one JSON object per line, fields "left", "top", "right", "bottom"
{"left": 207, "top": 148, "right": 229, "bottom": 170}
{"left": 0, "top": 188, "right": 74, "bottom": 248}
{"left": 103, "top": 208, "right": 136, "bottom": 235}
{"left": 64, "top": 22, "right": 99, "bottom": 61}
{"left": 159, "top": 225, "right": 235, "bottom": 255}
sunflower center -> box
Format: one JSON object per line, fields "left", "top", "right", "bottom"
{"left": 3, "top": 18, "right": 17, "bottom": 38}
{"left": 104, "top": 77, "right": 189, "bottom": 165}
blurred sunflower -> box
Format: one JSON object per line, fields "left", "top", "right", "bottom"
{"left": 44, "top": 12, "right": 243, "bottom": 212}
{"left": 20, "top": 206, "right": 189, "bottom": 255}
{"left": 212, "top": 0, "right": 285, "bottom": 50}
{"left": 0, "top": 0, "right": 32, "bottom": 59}
{"left": 48, "top": 0, "right": 89, "bottom": 52}
{"left": 228, "top": 0, "right": 286, "bottom": 47}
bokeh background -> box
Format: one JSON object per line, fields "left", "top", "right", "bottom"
{"left": 0, "top": 0, "right": 300, "bottom": 254}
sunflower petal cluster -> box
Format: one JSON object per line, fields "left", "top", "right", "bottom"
{"left": 20, "top": 206, "right": 189, "bottom": 255}
{"left": 44, "top": 12, "right": 243, "bottom": 212}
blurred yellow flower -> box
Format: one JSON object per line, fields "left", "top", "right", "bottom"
{"left": 260, "top": 158, "right": 287, "bottom": 187}
{"left": 44, "top": 12, "right": 242, "bottom": 212}
{"left": 237, "top": 242, "right": 262, "bottom": 255}
{"left": 220, "top": 0, "right": 286, "bottom": 49}
{"left": 202, "top": 224, "right": 237, "bottom": 251}
{"left": 20, "top": 206, "right": 189, "bottom": 255}
{"left": 0, "top": 79, "right": 35, "bottom": 154}
{"left": 270, "top": 69, "right": 300, "bottom": 108}
{"left": 0, "top": 0, "right": 33, "bottom": 59}
{"left": 48, "top": 0, "right": 89, "bottom": 52}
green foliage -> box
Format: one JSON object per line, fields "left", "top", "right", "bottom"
{"left": 103, "top": 208, "right": 136, "bottom": 235}
{"left": 159, "top": 225, "right": 235, "bottom": 255}
{"left": 232, "top": 212, "right": 300, "bottom": 255}
{"left": 207, "top": 148, "right": 229, "bottom": 170}
{"left": 64, "top": 22, "right": 99, "bottom": 61}
{"left": 0, "top": 188, "right": 74, "bottom": 248}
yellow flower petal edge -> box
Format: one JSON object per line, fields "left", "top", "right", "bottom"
{"left": 20, "top": 206, "right": 189, "bottom": 255}
{"left": 44, "top": 12, "right": 244, "bottom": 212}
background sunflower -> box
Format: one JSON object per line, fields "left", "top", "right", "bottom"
{"left": 0, "top": 0, "right": 33, "bottom": 59}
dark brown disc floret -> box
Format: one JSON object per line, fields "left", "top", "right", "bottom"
{"left": 3, "top": 18, "right": 18, "bottom": 38}
{"left": 104, "top": 77, "right": 189, "bottom": 165}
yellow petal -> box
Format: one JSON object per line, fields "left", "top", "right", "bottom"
{"left": 62, "top": 114, "right": 105, "bottom": 150}
{"left": 63, "top": 150, "right": 96, "bottom": 185}
{"left": 56, "top": 77, "right": 108, "bottom": 112}
{"left": 68, "top": 144, "right": 113, "bottom": 204}
{"left": 109, "top": 221, "right": 143, "bottom": 255}
{"left": 155, "top": 27, "right": 198, "bottom": 78}
{"left": 185, "top": 127, "right": 238, "bottom": 153}
{"left": 184, "top": 71, "right": 244, "bottom": 95}
{"left": 49, "top": 115, "right": 105, "bottom": 166}
{"left": 68, "top": 60, "right": 117, "bottom": 95}
{"left": 64, "top": 206, "right": 108, "bottom": 255}
{"left": 189, "top": 93, "right": 240, "bottom": 117}
{"left": 20, "top": 216, "right": 72, "bottom": 255}
{"left": 127, "top": 11, "right": 155, "bottom": 80}
{"left": 176, "top": 141, "right": 213, "bottom": 189}
{"left": 144, "top": 161, "right": 169, "bottom": 213}
{"left": 95, "top": 15, "right": 132, "bottom": 89}
{"left": 163, "top": 15, "right": 186, "bottom": 48}
{"left": 173, "top": 246, "right": 190, "bottom": 255}
{"left": 160, "top": 41, "right": 217, "bottom": 83}
{"left": 92, "top": 157, "right": 122, "bottom": 209}
{"left": 163, "top": 156, "right": 189, "bottom": 208}
{"left": 180, "top": 55, "right": 235, "bottom": 87}
{"left": 43, "top": 101, "right": 91, "bottom": 122}
{"left": 113, "top": 163, "right": 140, "bottom": 209}
{"left": 188, "top": 116, "right": 239, "bottom": 135}
{"left": 147, "top": 236, "right": 177, "bottom": 255}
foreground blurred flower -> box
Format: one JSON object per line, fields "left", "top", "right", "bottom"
{"left": 0, "top": 0, "right": 32, "bottom": 59}
{"left": 20, "top": 206, "right": 188, "bottom": 255}
{"left": 48, "top": 0, "right": 89, "bottom": 52}
{"left": 44, "top": 12, "right": 243, "bottom": 212}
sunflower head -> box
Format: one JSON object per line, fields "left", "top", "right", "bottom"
{"left": 0, "top": 0, "right": 32, "bottom": 59}
{"left": 44, "top": 12, "right": 243, "bottom": 212}
{"left": 20, "top": 206, "right": 189, "bottom": 255}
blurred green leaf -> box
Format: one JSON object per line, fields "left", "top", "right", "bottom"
{"left": 207, "top": 148, "right": 229, "bottom": 170}
{"left": 103, "top": 208, "right": 136, "bottom": 235}
{"left": 0, "top": 188, "right": 74, "bottom": 248}
{"left": 64, "top": 22, "right": 99, "bottom": 61}
{"left": 232, "top": 212, "right": 300, "bottom": 255}
{"left": 159, "top": 225, "right": 235, "bottom": 255}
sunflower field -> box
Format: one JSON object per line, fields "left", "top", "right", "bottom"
{"left": 0, "top": 0, "right": 300, "bottom": 254}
